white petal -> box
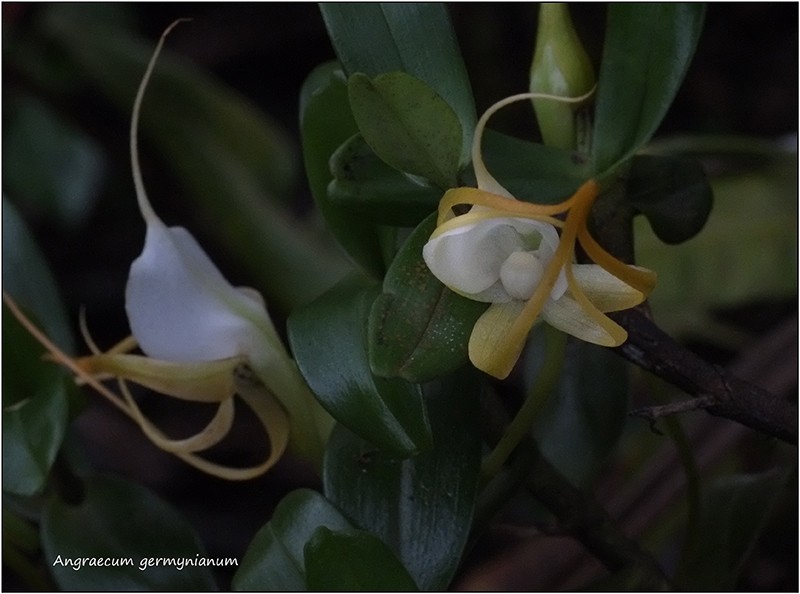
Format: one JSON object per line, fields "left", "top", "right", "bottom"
{"left": 423, "top": 219, "right": 522, "bottom": 299}
{"left": 423, "top": 215, "right": 565, "bottom": 302}
{"left": 125, "top": 223, "right": 276, "bottom": 362}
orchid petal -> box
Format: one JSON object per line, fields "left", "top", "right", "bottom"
{"left": 125, "top": 224, "right": 280, "bottom": 364}
{"left": 127, "top": 19, "right": 281, "bottom": 366}
{"left": 119, "top": 385, "right": 236, "bottom": 454}
{"left": 541, "top": 293, "right": 626, "bottom": 347}
{"left": 423, "top": 212, "right": 567, "bottom": 302}
{"left": 570, "top": 264, "right": 650, "bottom": 312}
{"left": 468, "top": 300, "right": 532, "bottom": 379}
{"left": 76, "top": 353, "right": 242, "bottom": 403}
{"left": 423, "top": 219, "right": 523, "bottom": 298}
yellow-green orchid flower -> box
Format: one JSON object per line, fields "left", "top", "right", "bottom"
{"left": 4, "top": 21, "right": 330, "bottom": 479}
{"left": 423, "top": 92, "right": 657, "bottom": 379}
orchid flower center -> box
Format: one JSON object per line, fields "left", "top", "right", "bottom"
{"left": 500, "top": 250, "right": 545, "bottom": 300}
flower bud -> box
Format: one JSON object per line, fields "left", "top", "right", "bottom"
{"left": 529, "top": 3, "right": 596, "bottom": 150}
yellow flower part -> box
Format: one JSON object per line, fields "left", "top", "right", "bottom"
{"left": 423, "top": 92, "right": 656, "bottom": 379}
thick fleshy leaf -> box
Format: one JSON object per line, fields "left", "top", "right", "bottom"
{"left": 301, "top": 62, "right": 387, "bottom": 277}
{"left": 3, "top": 199, "right": 76, "bottom": 495}
{"left": 327, "top": 133, "right": 441, "bottom": 226}
{"left": 592, "top": 4, "right": 706, "bottom": 173}
{"left": 678, "top": 470, "right": 790, "bottom": 590}
{"left": 288, "top": 278, "right": 431, "bottom": 456}
{"left": 369, "top": 215, "right": 488, "bottom": 382}
{"left": 348, "top": 71, "right": 462, "bottom": 189}
{"left": 526, "top": 325, "right": 629, "bottom": 487}
{"left": 305, "top": 527, "right": 419, "bottom": 591}
{"left": 320, "top": 2, "right": 475, "bottom": 162}
{"left": 2, "top": 366, "right": 69, "bottom": 496}
{"left": 41, "top": 475, "right": 217, "bottom": 591}
{"left": 126, "top": 223, "right": 279, "bottom": 363}
{"left": 478, "top": 130, "right": 591, "bottom": 202}
{"left": 627, "top": 154, "right": 714, "bottom": 244}
{"left": 323, "top": 372, "right": 482, "bottom": 590}
{"left": 233, "top": 489, "right": 354, "bottom": 591}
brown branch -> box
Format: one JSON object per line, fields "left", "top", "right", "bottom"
{"left": 611, "top": 307, "right": 797, "bottom": 444}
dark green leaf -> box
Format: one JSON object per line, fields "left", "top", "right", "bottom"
{"left": 627, "top": 154, "right": 713, "bottom": 244}
{"left": 301, "top": 62, "right": 387, "bottom": 277}
{"left": 288, "top": 278, "right": 431, "bottom": 456}
{"left": 678, "top": 470, "right": 790, "bottom": 590}
{"left": 320, "top": 3, "right": 476, "bottom": 163}
{"left": 480, "top": 129, "right": 591, "bottom": 202}
{"left": 348, "top": 72, "right": 462, "bottom": 189}
{"left": 3, "top": 97, "right": 105, "bottom": 228}
{"left": 233, "top": 489, "right": 354, "bottom": 591}
{"left": 323, "top": 372, "right": 482, "bottom": 590}
{"left": 3, "top": 198, "right": 77, "bottom": 495}
{"left": 305, "top": 527, "right": 419, "bottom": 591}
{"left": 2, "top": 366, "right": 69, "bottom": 496}
{"left": 328, "top": 134, "right": 442, "bottom": 225}
{"left": 526, "top": 327, "right": 629, "bottom": 487}
{"left": 41, "top": 475, "right": 217, "bottom": 591}
{"left": 592, "top": 4, "right": 705, "bottom": 173}
{"left": 369, "top": 214, "right": 487, "bottom": 382}
{"left": 3, "top": 197, "right": 74, "bottom": 351}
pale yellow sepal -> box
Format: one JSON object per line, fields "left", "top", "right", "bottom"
{"left": 76, "top": 353, "right": 241, "bottom": 403}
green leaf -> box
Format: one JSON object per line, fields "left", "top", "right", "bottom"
{"left": 288, "top": 278, "right": 432, "bottom": 456}
{"left": 627, "top": 154, "right": 713, "bottom": 244}
{"left": 2, "top": 366, "right": 69, "bottom": 496}
{"left": 305, "top": 527, "right": 419, "bottom": 591}
{"left": 41, "top": 475, "right": 217, "bottom": 591}
{"left": 233, "top": 489, "right": 355, "bottom": 591}
{"left": 3, "top": 96, "right": 105, "bottom": 228}
{"left": 526, "top": 327, "right": 629, "bottom": 487}
{"left": 369, "top": 214, "right": 487, "bottom": 382}
{"left": 320, "top": 3, "right": 476, "bottom": 163}
{"left": 3, "top": 198, "right": 77, "bottom": 495}
{"left": 301, "top": 62, "right": 387, "bottom": 277}
{"left": 323, "top": 372, "right": 482, "bottom": 590}
{"left": 592, "top": 4, "right": 705, "bottom": 173}
{"left": 328, "top": 134, "right": 442, "bottom": 226}
{"left": 2, "top": 197, "right": 74, "bottom": 352}
{"left": 348, "top": 71, "right": 462, "bottom": 189}
{"left": 678, "top": 470, "right": 790, "bottom": 590}
{"left": 480, "top": 129, "right": 591, "bottom": 202}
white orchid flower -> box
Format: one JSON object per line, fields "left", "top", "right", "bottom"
{"left": 423, "top": 92, "right": 657, "bottom": 379}
{"left": 5, "top": 21, "right": 330, "bottom": 479}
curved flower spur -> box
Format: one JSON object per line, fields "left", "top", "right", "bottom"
{"left": 4, "top": 21, "right": 329, "bottom": 479}
{"left": 423, "top": 92, "right": 657, "bottom": 379}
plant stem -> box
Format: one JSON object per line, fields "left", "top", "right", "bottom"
{"left": 481, "top": 329, "right": 567, "bottom": 479}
